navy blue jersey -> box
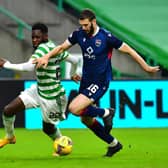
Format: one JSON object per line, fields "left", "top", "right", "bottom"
{"left": 68, "top": 27, "right": 123, "bottom": 101}
{"left": 68, "top": 27, "right": 122, "bottom": 83}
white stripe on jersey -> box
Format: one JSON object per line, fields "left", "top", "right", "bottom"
{"left": 35, "top": 49, "right": 46, "bottom": 56}
{"left": 32, "top": 40, "right": 68, "bottom": 99}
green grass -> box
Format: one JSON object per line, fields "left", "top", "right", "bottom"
{"left": 0, "top": 128, "right": 167, "bottom": 168}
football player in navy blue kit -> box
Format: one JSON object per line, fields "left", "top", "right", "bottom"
{"left": 34, "top": 9, "right": 159, "bottom": 157}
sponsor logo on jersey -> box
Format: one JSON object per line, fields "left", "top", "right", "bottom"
{"left": 84, "top": 46, "right": 96, "bottom": 60}
{"left": 86, "top": 47, "right": 93, "bottom": 54}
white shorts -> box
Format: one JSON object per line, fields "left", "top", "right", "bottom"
{"left": 19, "top": 84, "right": 67, "bottom": 125}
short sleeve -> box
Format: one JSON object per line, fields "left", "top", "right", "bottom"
{"left": 68, "top": 29, "right": 78, "bottom": 45}
{"left": 106, "top": 32, "right": 123, "bottom": 49}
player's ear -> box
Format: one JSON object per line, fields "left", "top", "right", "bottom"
{"left": 92, "top": 18, "right": 96, "bottom": 24}
{"left": 43, "top": 34, "right": 48, "bottom": 41}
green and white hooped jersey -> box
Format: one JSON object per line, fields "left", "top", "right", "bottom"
{"left": 31, "top": 40, "right": 69, "bottom": 100}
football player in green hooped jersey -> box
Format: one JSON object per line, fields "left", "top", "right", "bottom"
{"left": 0, "top": 23, "right": 80, "bottom": 153}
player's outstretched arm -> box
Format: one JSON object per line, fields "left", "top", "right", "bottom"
{"left": 118, "top": 43, "right": 160, "bottom": 73}
{"left": 0, "top": 57, "right": 35, "bottom": 71}
{"left": 33, "top": 40, "right": 72, "bottom": 69}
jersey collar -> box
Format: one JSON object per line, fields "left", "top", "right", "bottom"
{"left": 92, "top": 26, "right": 100, "bottom": 37}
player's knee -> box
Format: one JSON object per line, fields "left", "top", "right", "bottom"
{"left": 3, "top": 105, "right": 13, "bottom": 117}
{"left": 68, "top": 104, "right": 80, "bottom": 115}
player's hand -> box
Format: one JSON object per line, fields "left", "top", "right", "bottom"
{"left": 33, "top": 55, "right": 49, "bottom": 69}
{"left": 0, "top": 58, "right": 6, "bottom": 67}
{"left": 145, "top": 66, "right": 160, "bottom": 73}
{"left": 71, "top": 74, "right": 81, "bottom": 83}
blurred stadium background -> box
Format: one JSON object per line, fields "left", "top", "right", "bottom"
{"left": 1, "top": 0, "right": 168, "bottom": 80}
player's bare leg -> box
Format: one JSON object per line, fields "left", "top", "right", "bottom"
{"left": 69, "top": 94, "right": 115, "bottom": 133}
{"left": 68, "top": 94, "right": 92, "bottom": 114}
{"left": 0, "top": 97, "right": 25, "bottom": 148}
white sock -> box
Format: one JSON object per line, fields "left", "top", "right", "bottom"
{"left": 109, "top": 138, "right": 118, "bottom": 147}
{"left": 2, "top": 115, "right": 15, "bottom": 139}
{"left": 55, "top": 128, "right": 62, "bottom": 139}
{"left": 103, "top": 109, "right": 110, "bottom": 118}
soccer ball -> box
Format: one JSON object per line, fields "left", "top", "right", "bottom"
{"left": 53, "top": 136, "right": 73, "bottom": 156}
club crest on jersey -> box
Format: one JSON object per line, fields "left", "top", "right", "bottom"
{"left": 95, "top": 39, "right": 101, "bottom": 47}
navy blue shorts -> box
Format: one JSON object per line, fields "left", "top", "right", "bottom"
{"left": 79, "top": 81, "right": 109, "bottom": 102}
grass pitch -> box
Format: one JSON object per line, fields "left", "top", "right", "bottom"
{"left": 0, "top": 128, "right": 167, "bottom": 168}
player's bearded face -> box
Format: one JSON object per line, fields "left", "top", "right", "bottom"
{"left": 80, "top": 19, "right": 95, "bottom": 36}
{"left": 88, "top": 22, "right": 94, "bottom": 36}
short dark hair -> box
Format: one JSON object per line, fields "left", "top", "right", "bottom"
{"left": 32, "top": 23, "right": 48, "bottom": 34}
{"left": 79, "top": 9, "right": 96, "bottom": 21}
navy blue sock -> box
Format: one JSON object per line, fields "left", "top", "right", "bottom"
{"left": 80, "top": 106, "right": 105, "bottom": 118}
{"left": 87, "top": 119, "right": 114, "bottom": 144}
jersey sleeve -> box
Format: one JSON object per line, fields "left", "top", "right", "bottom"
{"left": 3, "top": 59, "right": 35, "bottom": 71}
{"left": 67, "top": 29, "right": 78, "bottom": 45}
{"left": 106, "top": 32, "right": 123, "bottom": 49}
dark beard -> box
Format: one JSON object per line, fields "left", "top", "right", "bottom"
{"left": 87, "top": 23, "right": 94, "bottom": 36}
